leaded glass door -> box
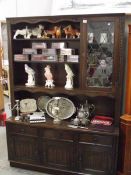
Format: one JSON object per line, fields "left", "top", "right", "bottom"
{"left": 87, "top": 21, "right": 114, "bottom": 88}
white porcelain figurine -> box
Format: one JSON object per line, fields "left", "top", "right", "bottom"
{"left": 64, "top": 64, "right": 74, "bottom": 89}
{"left": 25, "top": 64, "right": 35, "bottom": 86}
{"left": 44, "top": 65, "right": 55, "bottom": 88}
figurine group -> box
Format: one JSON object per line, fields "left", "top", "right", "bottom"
{"left": 13, "top": 25, "right": 44, "bottom": 39}
{"left": 25, "top": 63, "right": 74, "bottom": 89}
{"left": 14, "top": 24, "right": 80, "bottom": 39}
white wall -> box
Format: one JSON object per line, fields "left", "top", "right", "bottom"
{"left": 0, "top": 0, "right": 53, "bottom": 20}
{"left": 0, "top": 0, "right": 16, "bottom": 20}
{"left": 1, "top": 0, "right": 131, "bottom": 20}
{"left": 51, "top": 0, "right": 131, "bottom": 15}
{"left": 16, "top": 0, "right": 53, "bottom": 17}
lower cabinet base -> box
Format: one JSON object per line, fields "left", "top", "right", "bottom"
{"left": 6, "top": 119, "right": 119, "bottom": 175}
{"left": 10, "top": 161, "right": 118, "bottom": 175}
{"left": 10, "top": 161, "right": 81, "bottom": 175}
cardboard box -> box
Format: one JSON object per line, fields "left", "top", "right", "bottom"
{"left": 14, "top": 54, "right": 29, "bottom": 61}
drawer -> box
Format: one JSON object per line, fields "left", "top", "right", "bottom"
{"left": 43, "top": 129, "right": 74, "bottom": 141}
{"left": 79, "top": 133, "right": 113, "bottom": 146}
{"left": 7, "top": 124, "right": 37, "bottom": 136}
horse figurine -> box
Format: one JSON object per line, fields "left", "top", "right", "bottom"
{"left": 44, "top": 65, "right": 55, "bottom": 88}
{"left": 13, "top": 26, "right": 29, "bottom": 39}
{"left": 25, "top": 64, "right": 35, "bottom": 86}
{"left": 64, "top": 64, "right": 74, "bottom": 89}
{"left": 63, "top": 25, "right": 80, "bottom": 39}
{"left": 13, "top": 25, "right": 44, "bottom": 39}
{"left": 45, "top": 26, "right": 61, "bottom": 38}
{"left": 27, "top": 24, "right": 44, "bottom": 38}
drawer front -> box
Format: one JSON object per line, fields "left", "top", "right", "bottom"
{"left": 7, "top": 124, "right": 37, "bottom": 136}
{"left": 43, "top": 129, "right": 74, "bottom": 141}
{"left": 79, "top": 133, "right": 113, "bottom": 146}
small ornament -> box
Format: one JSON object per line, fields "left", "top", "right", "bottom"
{"left": 9, "top": 100, "right": 20, "bottom": 120}
{"left": 25, "top": 64, "right": 35, "bottom": 86}
{"left": 64, "top": 64, "right": 74, "bottom": 89}
{"left": 44, "top": 65, "right": 55, "bottom": 88}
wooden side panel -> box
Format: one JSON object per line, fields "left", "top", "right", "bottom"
{"left": 125, "top": 25, "right": 131, "bottom": 114}
{"left": 118, "top": 114, "right": 131, "bottom": 175}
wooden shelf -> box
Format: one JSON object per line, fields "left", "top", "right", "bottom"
{"left": 14, "top": 85, "right": 115, "bottom": 97}
{"left": 14, "top": 60, "right": 79, "bottom": 64}
{"left": 13, "top": 38, "right": 80, "bottom": 42}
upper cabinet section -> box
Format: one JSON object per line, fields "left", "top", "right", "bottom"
{"left": 7, "top": 14, "right": 125, "bottom": 98}
{"left": 87, "top": 21, "right": 114, "bottom": 88}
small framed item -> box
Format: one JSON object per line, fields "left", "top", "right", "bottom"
{"left": 20, "top": 98, "right": 37, "bottom": 113}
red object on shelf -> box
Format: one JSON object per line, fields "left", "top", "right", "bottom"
{"left": 91, "top": 115, "right": 113, "bottom": 126}
{"left": 0, "top": 112, "right": 7, "bottom": 126}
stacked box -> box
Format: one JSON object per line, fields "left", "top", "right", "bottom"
{"left": 31, "top": 54, "right": 57, "bottom": 61}
{"left": 67, "top": 55, "right": 79, "bottom": 62}
{"left": 51, "top": 42, "right": 66, "bottom": 49}
{"left": 60, "top": 48, "right": 74, "bottom": 55}
{"left": 23, "top": 48, "right": 37, "bottom": 54}
{"left": 32, "top": 42, "right": 47, "bottom": 49}
{"left": 42, "top": 48, "right": 56, "bottom": 56}
{"left": 14, "top": 54, "right": 29, "bottom": 61}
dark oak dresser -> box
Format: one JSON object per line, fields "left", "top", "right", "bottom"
{"left": 6, "top": 13, "right": 125, "bottom": 175}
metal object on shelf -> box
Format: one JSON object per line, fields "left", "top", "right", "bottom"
{"left": 9, "top": 99, "right": 20, "bottom": 120}
{"left": 37, "top": 96, "right": 51, "bottom": 113}
{"left": 46, "top": 97, "right": 76, "bottom": 124}
{"left": 20, "top": 98, "right": 37, "bottom": 113}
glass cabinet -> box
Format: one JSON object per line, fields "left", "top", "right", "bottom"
{"left": 87, "top": 21, "right": 114, "bottom": 88}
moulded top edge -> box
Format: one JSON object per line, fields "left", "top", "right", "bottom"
{"left": 6, "top": 13, "right": 125, "bottom": 24}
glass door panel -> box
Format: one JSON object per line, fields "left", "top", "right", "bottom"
{"left": 87, "top": 21, "right": 114, "bottom": 88}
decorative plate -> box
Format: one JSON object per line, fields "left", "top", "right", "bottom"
{"left": 20, "top": 98, "right": 37, "bottom": 113}
{"left": 46, "top": 97, "right": 76, "bottom": 120}
{"left": 37, "top": 96, "right": 51, "bottom": 112}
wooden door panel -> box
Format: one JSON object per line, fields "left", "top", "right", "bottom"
{"left": 79, "top": 144, "right": 113, "bottom": 175}
{"left": 42, "top": 139, "right": 74, "bottom": 170}
{"left": 8, "top": 135, "right": 40, "bottom": 164}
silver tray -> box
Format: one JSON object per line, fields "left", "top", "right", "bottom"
{"left": 46, "top": 97, "right": 76, "bottom": 120}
